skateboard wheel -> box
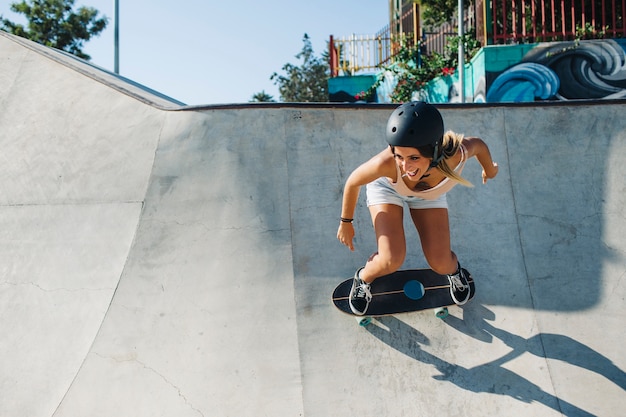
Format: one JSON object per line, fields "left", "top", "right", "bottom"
{"left": 435, "top": 307, "right": 449, "bottom": 319}
{"left": 355, "top": 316, "right": 372, "bottom": 326}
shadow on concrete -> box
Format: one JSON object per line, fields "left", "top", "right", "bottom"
{"left": 366, "top": 304, "right": 625, "bottom": 417}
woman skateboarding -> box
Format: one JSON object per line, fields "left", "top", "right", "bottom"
{"left": 337, "top": 101, "right": 499, "bottom": 316}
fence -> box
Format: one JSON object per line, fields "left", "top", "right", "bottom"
{"left": 329, "top": 33, "right": 391, "bottom": 77}
{"left": 422, "top": 20, "right": 467, "bottom": 57}
{"left": 490, "top": 0, "right": 625, "bottom": 43}
{"left": 329, "top": 0, "right": 625, "bottom": 76}
{"left": 329, "top": 3, "right": 418, "bottom": 77}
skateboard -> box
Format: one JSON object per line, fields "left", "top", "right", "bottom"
{"left": 332, "top": 268, "right": 475, "bottom": 326}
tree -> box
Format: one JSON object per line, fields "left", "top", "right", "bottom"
{"left": 420, "top": 0, "right": 464, "bottom": 26}
{"left": 250, "top": 90, "right": 275, "bottom": 102}
{"left": 270, "top": 34, "right": 329, "bottom": 102}
{"left": 0, "top": 0, "right": 108, "bottom": 60}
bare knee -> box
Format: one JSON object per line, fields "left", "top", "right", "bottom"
{"left": 378, "top": 254, "right": 404, "bottom": 274}
{"left": 364, "top": 251, "right": 404, "bottom": 280}
{"left": 426, "top": 252, "right": 457, "bottom": 275}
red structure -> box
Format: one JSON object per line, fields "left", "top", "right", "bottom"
{"left": 489, "top": 0, "right": 626, "bottom": 43}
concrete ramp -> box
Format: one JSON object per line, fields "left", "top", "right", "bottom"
{"left": 1, "top": 31, "right": 625, "bottom": 417}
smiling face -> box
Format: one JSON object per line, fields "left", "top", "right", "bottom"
{"left": 392, "top": 146, "right": 432, "bottom": 181}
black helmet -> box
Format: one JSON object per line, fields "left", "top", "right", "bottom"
{"left": 386, "top": 101, "right": 444, "bottom": 167}
{"left": 386, "top": 101, "right": 443, "bottom": 147}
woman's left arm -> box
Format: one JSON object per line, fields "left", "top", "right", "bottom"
{"left": 463, "top": 137, "right": 499, "bottom": 184}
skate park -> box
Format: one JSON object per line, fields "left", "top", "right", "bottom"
{"left": 1, "top": 31, "right": 625, "bottom": 416}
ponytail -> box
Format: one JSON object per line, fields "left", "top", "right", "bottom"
{"left": 435, "top": 131, "right": 473, "bottom": 187}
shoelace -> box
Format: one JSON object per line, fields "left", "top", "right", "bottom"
{"left": 449, "top": 274, "right": 467, "bottom": 291}
{"left": 354, "top": 281, "right": 372, "bottom": 301}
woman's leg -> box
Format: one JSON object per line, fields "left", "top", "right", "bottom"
{"left": 359, "top": 203, "right": 406, "bottom": 284}
{"left": 410, "top": 207, "right": 471, "bottom": 304}
{"left": 409, "top": 208, "right": 457, "bottom": 275}
{"left": 349, "top": 203, "right": 406, "bottom": 315}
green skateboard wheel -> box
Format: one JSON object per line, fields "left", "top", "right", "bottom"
{"left": 356, "top": 316, "right": 372, "bottom": 326}
{"left": 434, "top": 307, "right": 449, "bottom": 319}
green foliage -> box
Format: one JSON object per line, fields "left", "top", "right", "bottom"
{"left": 386, "top": 45, "right": 450, "bottom": 103}
{"left": 364, "top": 29, "right": 481, "bottom": 103}
{"left": 575, "top": 23, "right": 608, "bottom": 40}
{"left": 0, "top": 0, "right": 107, "bottom": 60}
{"left": 270, "top": 34, "right": 329, "bottom": 102}
{"left": 250, "top": 90, "right": 275, "bottom": 102}
{"left": 445, "top": 29, "right": 481, "bottom": 61}
{"left": 420, "top": 0, "right": 463, "bottom": 26}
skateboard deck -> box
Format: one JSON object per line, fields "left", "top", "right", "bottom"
{"left": 332, "top": 268, "right": 475, "bottom": 325}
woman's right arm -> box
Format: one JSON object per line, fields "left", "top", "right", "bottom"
{"left": 337, "top": 150, "right": 393, "bottom": 251}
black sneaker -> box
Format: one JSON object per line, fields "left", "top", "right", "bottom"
{"left": 349, "top": 267, "right": 372, "bottom": 316}
{"left": 447, "top": 265, "right": 471, "bottom": 305}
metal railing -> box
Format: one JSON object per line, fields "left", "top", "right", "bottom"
{"left": 329, "top": 0, "right": 624, "bottom": 76}
{"left": 329, "top": 3, "right": 420, "bottom": 76}
{"left": 329, "top": 33, "right": 386, "bottom": 76}
{"left": 329, "top": 3, "right": 469, "bottom": 77}
{"left": 490, "top": 0, "right": 625, "bottom": 43}
{"left": 329, "top": 31, "right": 412, "bottom": 76}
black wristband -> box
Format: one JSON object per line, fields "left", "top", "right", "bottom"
{"left": 340, "top": 217, "right": 354, "bottom": 223}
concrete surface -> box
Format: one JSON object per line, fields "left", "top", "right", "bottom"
{"left": 1, "top": 31, "right": 624, "bottom": 417}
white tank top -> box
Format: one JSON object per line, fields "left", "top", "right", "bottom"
{"left": 388, "top": 145, "right": 467, "bottom": 200}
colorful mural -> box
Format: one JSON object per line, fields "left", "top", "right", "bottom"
{"left": 329, "top": 38, "right": 626, "bottom": 103}
{"left": 422, "top": 38, "right": 626, "bottom": 103}
{"left": 485, "top": 39, "right": 626, "bottom": 102}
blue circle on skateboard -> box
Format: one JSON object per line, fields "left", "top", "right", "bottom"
{"left": 403, "top": 280, "right": 425, "bottom": 300}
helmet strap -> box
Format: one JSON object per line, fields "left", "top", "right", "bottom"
{"left": 429, "top": 142, "right": 443, "bottom": 168}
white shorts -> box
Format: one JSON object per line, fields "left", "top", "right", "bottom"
{"left": 366, "top": 177, "right": 448, "bottom": 210}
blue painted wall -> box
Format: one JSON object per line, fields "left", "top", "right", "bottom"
{"left": 328, "top": 75, "right": 378, "bottom": 102}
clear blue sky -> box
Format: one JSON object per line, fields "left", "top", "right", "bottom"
{"left": 1, "top": 0, "right": 389, "bottom": 105}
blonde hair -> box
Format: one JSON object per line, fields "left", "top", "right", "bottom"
{"left": 431, "top": 131, "right": 473, "bottom": 187}
{"left": 390, "top": 130, "right": 473, "bottom": 187}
